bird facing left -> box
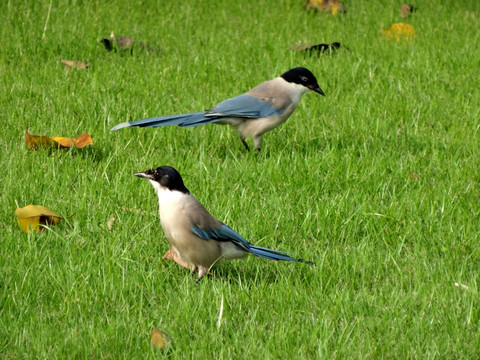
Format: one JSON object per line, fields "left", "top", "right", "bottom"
{"left": 135, "top": 165, "right": 314, "bottom": 282}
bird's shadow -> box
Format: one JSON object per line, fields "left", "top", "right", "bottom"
{"left": 205, "top": 262, "right": 293, "bottom": 287}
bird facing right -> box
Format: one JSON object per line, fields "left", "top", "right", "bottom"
{"left": 135, "top": 166, "right": 314, "bottom": 282}
{"left": 112, "top": 67, "right": 325, "bottom": 151}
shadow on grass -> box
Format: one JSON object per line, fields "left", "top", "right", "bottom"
{"left": 26, "top": 144, "right": 107, "bottom": 162}
{"left": 200, "top": 261, "right": 298, "bottom": 287}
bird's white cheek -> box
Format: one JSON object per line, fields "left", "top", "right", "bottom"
{"left": 149, "top": 180, "right": 163, "bottom": 193}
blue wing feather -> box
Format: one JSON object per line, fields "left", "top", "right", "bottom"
{"left": 207, "top": 94, "right": 281, "bottom": 119}
{"left": 111, "top": 94, "right": 282, "bottom": 131}
{"left": 191, "top": 224, "right": 250, "bottom": 251}
{"left": 190, "top": 225, "right": 212, "bottom": 241}
{"left": 191, "top": 223, "right": 314, "bottom": 264}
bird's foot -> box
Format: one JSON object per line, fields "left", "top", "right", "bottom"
{"left": 194, "top": 266, "right": 209, "bottom": 283}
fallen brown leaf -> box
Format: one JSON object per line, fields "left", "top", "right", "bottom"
{"left": 25, "top": 130, "right": 94, "bottom": 150}
{"left": 15, "top": 204, "right": 64, "bottom": 233}
{"left": 304, "top": 0, "right": 328, "bottom": 11}
{"left": 401, "top": 4, "right": 416, "bottom": 17}
{"left": 151, "top": 328, "right": 171, "bottom": 350}
{"left": 409, "top": 173, "right": 419, "bottom": 181}
{"left": 61, "top": 59, "right": 88, "bottom": 70}
{"left": 73, "top": 133, "right": 94, "bottom": 148}
{"left": 107, "top": 214, "right": 115, "bottom": 231}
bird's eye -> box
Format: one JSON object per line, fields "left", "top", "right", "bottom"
{"left": 300, "top": 76, "right": 308, "bottom": 82}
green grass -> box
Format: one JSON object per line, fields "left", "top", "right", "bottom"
{"left": 1, "top": 0, "right": 480, "bottom": 358}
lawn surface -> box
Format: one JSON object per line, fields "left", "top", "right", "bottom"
{"left": 1, "top": 0, "right": 480, "bottom": 358}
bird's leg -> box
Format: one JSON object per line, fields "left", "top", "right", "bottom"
{"left": 241, "top": 138, "right": 250, "bottom": 151}
{"left": 253, "top": 136, "right": 262, "bottom": 152}
{"left": 194, "top": 266, "right": 209, "bottom": 283}
{"left": 189, "top": 265, "right": 197, "bottom": 276}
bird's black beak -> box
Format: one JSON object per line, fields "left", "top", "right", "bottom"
{"left": 134, "top": 172, "right": 153, "bottom": 180}
{"left": 312, "top": 86, "right": 325, "bottom": 96}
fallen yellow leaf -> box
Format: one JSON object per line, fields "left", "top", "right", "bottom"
{"left": 151, "top": 328, "right": 171, "bottom": 350}
{"left": 304, "top": 0, "right": 327, "bottom": 11}
{"left": 25, "top": 130, "right": 94, "bottom": 150}
{"left": 382, "top": 23, "right": 416, "bottom": 41}
{"left": 330, "top": 0, "right": 345, "bottom": 15}
{"left": 15, "top": 204, "right": 64, "bottom": 233}
{"left": 304, "top": 0, "right": 345, "bottom": 14}
{"left": 51, "top": 136, "right": 75, "bottom": 147}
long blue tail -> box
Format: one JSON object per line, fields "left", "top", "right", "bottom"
{"left": 248, "top": 245, "right": 315, "bottom": 265}
{"left": 111, "top": 111, "right": 224, "bottom": 131}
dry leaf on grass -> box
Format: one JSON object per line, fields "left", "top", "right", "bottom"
{"left": 304, "top": 0, "right": 345, "bottom": 15}
{"left": 61, "top": 60, "right": 89, "bottom": 70}
{"left": 382, "top": 23, "right": 416, "bottom": 41}
{"left": 330, "top": 0, "right": 345, "bottom": 15}
{"left": 25, "top": 130, "right": 94, "bottom": 150}
{"left": 401, "top": 4, "right": 416, "bottom": 17}
{"left": 15, "top": 204, "right": 64, "bottom": 233}
{"left": 151, "top": 328, "right": 171, "bottom": 350}
{"left": 107, "top": 214, "right": 115, "bottom": 231}
{"left": 409, "top": 173, "right": 419, "bottom": 181}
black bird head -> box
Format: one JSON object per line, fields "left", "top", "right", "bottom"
{"left": 281, "top": 67, "right": 325, "bottom": 96}
{"left": 135, "top": 166, "right": 189, "bottom": 194}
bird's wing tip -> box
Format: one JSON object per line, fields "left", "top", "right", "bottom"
{"left": 110, "top": 122, "right": 131, "bottom": 131}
